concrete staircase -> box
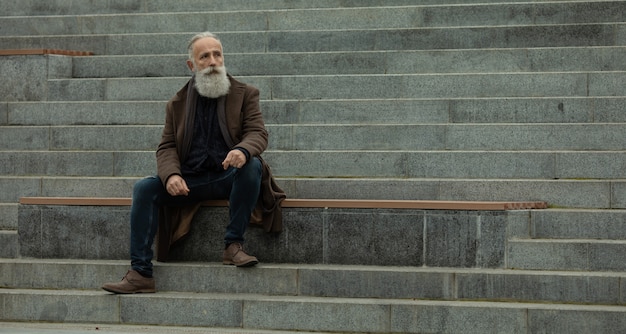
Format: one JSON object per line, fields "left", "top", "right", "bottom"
{"left": 1, "top": 0, "right": 626, "bottom": 332}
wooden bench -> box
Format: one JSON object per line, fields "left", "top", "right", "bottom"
{"left": 0, "top": 49, "right": 94, "bottom": 56}
{"left": 19, "top": 197, "right": 548, "bottom": 210}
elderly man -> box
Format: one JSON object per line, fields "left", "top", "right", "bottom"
{"left": 102, "top": 32, "right": 283, "bottom": 294}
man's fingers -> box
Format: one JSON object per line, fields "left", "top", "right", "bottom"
{"left": 222, "top": 157, "right": 232, "bottom": 170}
{"left": 177, "top": 185, "right": 189, "bottom": 196}
{"left": 222, "top": 150, "right": 246, "bottom": 169}
{"left": 166, "top": 176, "right": 189, "bottom": 196}
{"left": 177, "top": 180, "right": 190, "bottom": 195}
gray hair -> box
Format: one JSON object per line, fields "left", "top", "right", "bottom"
{"left": 187, "top": 32, "right": 222, "bottom": 60}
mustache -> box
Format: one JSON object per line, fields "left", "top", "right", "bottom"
{"left": 193, "top": 65, "right": 230, "bottom": 98}
{"left": 198, "top": 65, "right": 225, "bottom": 76}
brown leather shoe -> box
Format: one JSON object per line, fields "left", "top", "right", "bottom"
{"left": 102, "top": 270, "right": 156, "bottom": 294}
{"left": 223, "top": 243, "right": 259, "bottom": 267}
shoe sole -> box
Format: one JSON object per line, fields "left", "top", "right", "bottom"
{"left": 101, "top": 287, "right": 156, "bottom": 294}
{"left": 223, "top": 260, "right": 259, "bottom": 267}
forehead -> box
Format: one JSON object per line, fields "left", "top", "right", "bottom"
{"left": 192, "top": 37, "right": 222, "bottom": 54}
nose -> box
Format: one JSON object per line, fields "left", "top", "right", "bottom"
{"left": 208, "top": 55, "right": 218, "bottom": 66}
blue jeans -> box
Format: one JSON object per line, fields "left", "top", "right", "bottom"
{"left": 129, "top": 157, "right": 262, "bottom": 277}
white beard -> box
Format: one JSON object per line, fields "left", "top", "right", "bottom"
{"left": 194, "top": 65, "right": 231, "bottom": 98}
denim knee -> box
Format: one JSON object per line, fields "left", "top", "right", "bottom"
{"left": 132, "top": 176, "right": 164, "bottom": 200}
{"left": 238, "top": 157, "right": 262, "bottom": 180}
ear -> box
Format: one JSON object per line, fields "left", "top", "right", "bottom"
{"left": 186, "top": 59, "right": 194, "bottom": 72}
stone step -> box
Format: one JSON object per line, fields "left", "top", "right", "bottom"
{"left": 1, "top": 176, "right": 622, "bottom": 209}
{"left": 1, "top": 150, "right": 625, "bottom": 181}
{"left": 0, "top": 230, "right": 18, "bottom": 258}
{"left": 14, "top": 202, "right": 522, "bottom": 267}
{"left": 0, "top": 49, "right": 624, "bottom": 101}
{"left": 508, "top": 238, "right": 626, "bottom": 271}
{"left": 41, "top": 72, "right": 626, "bottom": 102}
{"left": 0, "top": 322, "right": 331, "bottom": 334}
{"left": 7, "top": 209, "right": 626, "bottom": 258}
{"left": 1, "top": 287, "right": 625, "bottom": 333}
{"left": 1, "top": 23, "right": 623, "bottom": 55}
{"left": 285, "top": 178, "right": 624, "bottom": 209}
{"left": 266, "top": 150, "right": 626, "bottom": 180}
{"left": 1, "top": 0, "right": 528, "bottom": 16}
{"left": 15, "top": 197, "right": 626, "bottom": 240}
{"left": 3, "top": 123, "right": 626, "bottom": 151}
{"left": 0, "top": 203, "right": 17, "bottom": 229}
{"left": 69, "top": 47, "right": 626, "bottom": 78}
{"left": 4, "top": 101, "right": 165, "bottom": 125}
{"left": 13, "top": 202, "right": 622, "bottom": 272}
{"left": 2, "top": 2, "right": 624, "bottom": 36}
{"left": 529, "top": 209, "right": 626, "bottom": 240}
{"left": 6, "top": 97, "right": 626, "bottom": 126}
{"left": 268, "top": 123, "right": 626, "bottom": 151}
{"left": 19, "top": 207, "right": 625, "bottom": 267}
{"left": 1, "top": 259, "right": 624, "bottom": 306}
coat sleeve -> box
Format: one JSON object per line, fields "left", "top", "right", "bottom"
{"left": 233, "top": 86, "right": 268, "bottom": 157}
{"left": 156, "top": 99, "right": 182, "bottom": 187}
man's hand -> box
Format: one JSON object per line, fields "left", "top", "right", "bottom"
{"left": 166, "top": 175, "right": 190, "bottom": 196}
{"left": 222, "top": 149, "right": 247, "bottom": 170}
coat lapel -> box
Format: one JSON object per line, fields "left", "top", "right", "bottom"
{"left": 180, "top": 77, "right": 197, "bottom": 163}
{"left": 216, "top": 95, "right": 235, "bottom": 148}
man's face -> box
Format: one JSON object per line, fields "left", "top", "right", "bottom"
{"left": 187, "top": 37, "right": 224, "bottom": 72}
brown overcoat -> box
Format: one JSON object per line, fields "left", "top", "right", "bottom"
{"left": 154, "top": 75, "right": 285, "bottom": 261}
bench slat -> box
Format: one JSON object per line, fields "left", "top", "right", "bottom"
{"left": 19, "top": 197, "right": 547, "bottom": 210}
